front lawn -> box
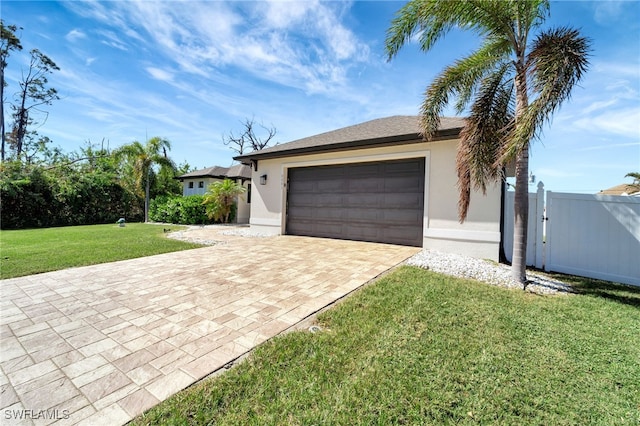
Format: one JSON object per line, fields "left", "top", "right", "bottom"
{"left": 132, "top": 266, "right": 640, "bottom": 425}
{"left": 0, "top": 223, "right": 202, "bottom": 279}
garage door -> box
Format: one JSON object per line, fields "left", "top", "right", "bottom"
{"left": 285, "top": 158, "right": 425, "bottom": 247}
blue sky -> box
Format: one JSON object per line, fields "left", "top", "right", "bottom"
{"left": 3, "top": 0, "right": 639, "bottom": 193}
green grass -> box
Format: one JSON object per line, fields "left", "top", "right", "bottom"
{"left": 0, "top": 223, "right": 202, "bottom": 279}
{"left": 132, "top": 266, "right": 640, "bottom": 425}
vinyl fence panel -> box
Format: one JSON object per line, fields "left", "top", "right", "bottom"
{"left": 545, "top": 192, "right": 640, "bottom": 286}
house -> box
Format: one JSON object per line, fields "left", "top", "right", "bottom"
{"left": 175, "top": 164, "right": 252, "bottom": 223}
{"left": 598, "top": 183, "right": 640, "bottom": 196}
{"left": 234, "top": 115, "right": 504, "bottom": 260}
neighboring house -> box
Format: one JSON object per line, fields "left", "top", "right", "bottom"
{"left": 598, "top": 184, "right": 640, "bottom": 196}
{"left": 235, "top": 115, "right": 506, "bottom": 260}
{"left": 175, "top": 164, "right": 252, "bottom": 223}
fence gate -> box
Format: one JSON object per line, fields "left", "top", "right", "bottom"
{"left": 502, "top": 183, "right": 640, "bottom": 286}
{"left": 545, "top": 191, "right": 640, "bottom": 286}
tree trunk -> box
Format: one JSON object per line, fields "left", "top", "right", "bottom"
{"left": 13, "top": 70, "right": 30, "bottom": 158}
{"left": 511, "top": 146, "right": 529, "bottom": 286}
{"left": 144, "top": 168, "right": 150, "bottom": 223}
{"left": 511, "top": 63, "right": 530, "bottom": 287}
{"left": 1, "top": 65, "right": 5, "bottom": 162}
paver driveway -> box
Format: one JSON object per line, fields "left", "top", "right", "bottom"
{"left": 1, "top": 232, "right": 419, "bottom": 425}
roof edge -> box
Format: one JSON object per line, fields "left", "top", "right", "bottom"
{"left": 235, "top": 127, "right": 461, "bottom": 164}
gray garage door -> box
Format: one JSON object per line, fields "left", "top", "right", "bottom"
{"left": 285, "top": 158, "right": 425, "bottom": 247}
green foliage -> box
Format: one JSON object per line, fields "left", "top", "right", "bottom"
{"left": 202, "top": 178, "right": 246, "bottom": 223}
{"left": 178, "top": 195, "right": 212, "bottom": 224}
{"left": 0, "top": 139, "right": 189, "bottom": 230}
{"left": 0, "top": 154, "right": 143, "bottom": 230}
{"left": 114, "top": 137, "right": 176, "bottom": 222}
{"left": 149, "top": 195, "right": 217, "bottom": 225}
{"left": 625, "top": 172, "right": 640, "bottom": 190}
{"left": 151, "top": 160, "right": 189, "bottom": 199}
{"left": 0, "top": 162, "right": 59, "bottom": 228}
{"left": 56, "top": 171, "right": 139, "bottom": 226}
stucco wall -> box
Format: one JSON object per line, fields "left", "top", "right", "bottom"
{"left": 247, "top": 138, "right": 502, "bottom": 260}
{"left": 182, "top": 177, "right": 251, "bottom": 224}
{"left": 182, "top": 177, "right": 220, "bottom": 196}
{"left": 236, "top": 181, "right": 251, "bottom": 224}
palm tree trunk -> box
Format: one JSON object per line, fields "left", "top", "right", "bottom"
{"left": 1, "top": 67, "right": 5, "bottom": 162}
{"left": 512, "top": 64, "right": 529, "bottom": 287}
{"left": 144, "top": 168, "right": 150, "bottom": 223}
{"left": 512, "top": 146, "right": 529, "bottom": 286}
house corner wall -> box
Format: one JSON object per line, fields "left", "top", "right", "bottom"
{"left": 247, "top": 160, "right": 284, "bottom": 235}
{"left": 423, "top": 141, "right": 501, "bottom": 261}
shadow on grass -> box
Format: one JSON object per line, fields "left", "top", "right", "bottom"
{"left": 549, "top": 273, "right": 640, "bottom": 308}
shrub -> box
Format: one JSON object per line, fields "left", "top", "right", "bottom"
{"left": 202, "top": 179, "right": 244, "bottom": 223}
{"left": 0, "top": 166, "right": 60, "bottom": 229}
{"left": 0, "top": 163, "right": 143, "bottom": 230}
{"left": 149, "top": 195, "right": 212, "bottom": 225}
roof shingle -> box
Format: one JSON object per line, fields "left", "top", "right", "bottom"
{"left": 234, "top": 115, "right": 464, "bottom": 163}
{"left": 176, "top": 164, "right": 251, "bottom": 180}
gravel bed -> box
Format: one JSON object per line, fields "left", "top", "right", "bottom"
{"left": 220, "top": 228, "right": 273, "bottom": 238}
{"left": 406, "top": 249, "right": 573, "bottom": 295}
{"left": 166, "top": 231, "right": 223, "bottom": 246}
{"left": 166, "top": 225, "right": 273, "bottom": 245}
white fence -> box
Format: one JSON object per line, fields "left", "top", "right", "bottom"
{"left": 503, "top": 183, "right": 640, "bottom": 286}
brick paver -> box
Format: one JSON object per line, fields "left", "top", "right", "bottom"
{"left": 1, "top": 229, "right": 418, "bottom": 425}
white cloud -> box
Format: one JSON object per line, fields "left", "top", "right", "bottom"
{"left": 65, "top": 29, "right": 86, "bottom": 42}
{"left": 576, "top": 142, "right": 640, "bottom": 152}
{"left": 146, "top": 67, "right": 174, "bottom": 83}
{"left": 554, "top": 57, "right": 640, "bottom": 140}
{"left": 98, "top": 30, "right": 129, "bottom": 52}
{"left": 592, "top": 0, "right": 626, "bottom": 24}
{"left": 263, "top": 0, "right": 311, "bottom": 28}
{"left": 64, "top": 1, "right": 370, "bottom": 99}
{"left": 573, "top": 107, "right": 640, "bottom": 139}
{"left": 593, "top": 62, "right": 640, "bottom": 80}
{"left": 582, "top": 99, "right": 618, "bottom": 115}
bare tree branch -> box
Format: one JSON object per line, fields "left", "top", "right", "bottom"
{"left": 223, "top": 117, "right": 277, "bottom": 155}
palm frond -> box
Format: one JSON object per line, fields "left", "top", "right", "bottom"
{"left": 456, "top": 63, "right": 514, "bottom": 220}
{"left": 420, "top": 39, "right": 512, "bottom": 140}
{"left": 147, "top": 136, "right": 172, "bottom": 155}
{"left": 453, "top": 35, "right": 513, "bottom": 113}
{"left": 528, "top": 26, "right": 591, "bottom": 115}
{"left": 625, "top": 172, "right": 640, "bottom": 185}
{"left": 385, "top": 0, "right": 431, "bottom": 59}
{"left": 500, "top": 27, "right": 590, "bottom": 164}
{"left": 385, "top": 0, "right": 527, "bottom": 59}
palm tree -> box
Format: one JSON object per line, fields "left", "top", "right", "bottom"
{"left": 115, "top": 137, "right": 175, "bottom": 222}
{"left": 385, "top": 0, "right": 590, "bottom": 286}
{"left": 202, "top": 178, "right": 246, "bottom": 223}
{"left": 625, "top": 172, "right": 640, "bottom": 189}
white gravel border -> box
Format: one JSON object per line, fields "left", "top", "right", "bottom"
{"left": 166, "top": 224, "right": 273, "bottom": 245}
{"left": 406, "top": 249, "right": 573, "bottom": 295}
{"left": 220, "top": 228, "right": 273, "bottom": 238}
